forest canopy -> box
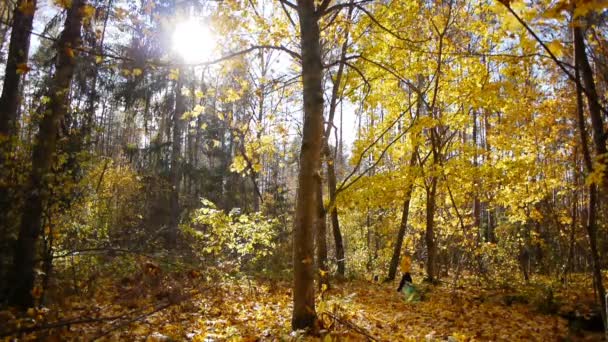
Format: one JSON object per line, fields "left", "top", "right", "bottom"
{"left": 2, "top": 0, "right": 608, "bottom": 340}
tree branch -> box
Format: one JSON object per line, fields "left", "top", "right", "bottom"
{"left": 498, "top": 2, "right": 608, "bottom": 116}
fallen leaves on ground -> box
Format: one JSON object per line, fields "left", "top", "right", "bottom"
{"left": 2, "top": 271, "right": 601, "bottom": 341}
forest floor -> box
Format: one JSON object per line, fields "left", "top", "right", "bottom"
{"left": 1, "top": 267, "right": 605, "bottom": 341}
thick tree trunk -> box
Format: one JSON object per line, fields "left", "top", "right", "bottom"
{"left": 168, "top": 71, "right": 185, "bottom": 247}
{"left": 0, "top": 0, "right": 37, "bottom": 138}
{"left": 0, "top": 0, "right": 38, "bottom": 266}
{"left": 9, "top": 0, "right": 85, "bottom": 309}
{"left": 316, "top": 178, "right": 328, "bottom": 290}
{"left": 425, "top": 176, "right": 437, "bottom": 282}
{"left": 292, "top": 0, "right": 323, "bottom": 331}
{"left": 387, "top": 151, "right": 417, "bottom": 281}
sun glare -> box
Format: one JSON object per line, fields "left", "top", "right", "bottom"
{"left": 172, "top": 19, "right": 215, "bottom": 63}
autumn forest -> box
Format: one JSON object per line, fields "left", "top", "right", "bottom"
{"left": 1, "top": 0, "right": 608, "bottom": 340}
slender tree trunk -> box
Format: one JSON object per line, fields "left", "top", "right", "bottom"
{"left": 472, "top": 110, "right": 481, "bottom": 238}
{"left": 292, "top": 0, "right": 323, "bottom": 331}
{"left": 387, "top": 150, "right": 417, "bottom": 281}
{"left": 327, "top": 158, "right": 344, "bottom": 277}
{"left": 565, "top": 187, "right": 577, "bottom": 280}
{"left": 573, "top": 21, "right": 607, "bottom": 331}
{"left": 586, "top": 183, "right": 606, "bottom": 327}
{"left": 425, "top": 176, "right": 437, "bottom": 282}
{"left": 9, "top": 0, "right": 85, "bottom": 309}
{"left": 316, "top": 178, "right": 328, "bottom": 289}
{"left": 574, "top": 26, "right": 607, "bottom": 159}
{"left": 168, "top": 70, "right": 185, "bottom": 247}
{"left": 253, "top": 51, "right": 267, "bottom": 212}
{"left": 322, "top": 22, "right": 349, "bottom": 279}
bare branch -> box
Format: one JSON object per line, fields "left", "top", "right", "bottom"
{"left": 279, "top": 0, "right": 297, "bottom": 28}
{"left": 277, "top": 0, "right": 296, "bottom": 10}
{"left": 337, "top": 116, "right": 417, "bottom": 194}
{"left": 322, "top": 0, "right": 372, "bottom": 17}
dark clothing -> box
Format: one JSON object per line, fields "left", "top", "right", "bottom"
{"left": 397, "top": 272, "right": 413, "bottom": 292}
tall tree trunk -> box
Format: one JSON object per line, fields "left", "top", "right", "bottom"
{"left": 472, "top": 110, "right": 481, "bottom": 238}
{"left": 327, "top": 158, "right": 344, "bottom": 277}
{"left": 573, "top": 21, "right": 607, "bottom": 331}
{"left": 574, "top": 26, "right": 607, "bottom": 159}
{"left": 168, "top": 70, "right": 185, "bottom": 247}
{"left": 316, "top": 178, "right": 328, "bottom": 290}
{"left": 0, "top": 0, "right": 38, "bottom": 266}
{"left": 9, "top": 0, "right": 85, "bottom": 309}
{"left": 387, "top": 151, "right": 417, "bottom": 281}
{"left": 586, "top": 183, "right": 606, "bottom": 328}
{"left": 0, "top": 0, "right": 37, "bottom": 138}
{"left": 253, "top": 50, "right": 267, "bottom": 212}
{"left": 292, "top": 0, "right": 323, "bottom": 331}
{"left": 425, "top": 176, "right": 437, "bottom": 282}
{"left": 323, "top": 7, "right": 350, "bottom": 277}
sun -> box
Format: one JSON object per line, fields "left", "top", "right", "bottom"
{"left": 172, "top": 18, "right": 215, "bottom": 63}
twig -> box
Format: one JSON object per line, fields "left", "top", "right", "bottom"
{"left": 92, "top": 302, "right": 172, "bottom": 341}
{"left": 320, "top": 312, "right": 379, "bottom": 341}
{"left": 0, "top": 312, "right": 133, "bottom": 337}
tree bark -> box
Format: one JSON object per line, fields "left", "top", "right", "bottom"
{"left": 0, "top": 0, "right": 37, "bottom": 138}
{"left": 315, "top": 178, "right": 328, "bottom": 290}
{"left": 323, "top": 11, "right": 350, "bottom": 278}
{"left": 0, "top": 0, "right": 38, "bottom": 260}
{"left": 9, "top": 0, "right": 85, "bottom": 309}
{"left": 387, "top": 150, "right": 417, "bottom": 281}
{"left": 472, "top": 110, "right": 481, "bottom": 239}
{"left": 168, "top": 70, "right": 185, "bottom": 247}
{"left": 292, "top": 0, "right": 323, "bottom": 331}
{"left": 573, "top": 21, "right": 607, "bottom": 331}
{"left": 327, "top": 157, "right": 344, "bottom": 277}
{"left": 573, "top": 26, "right": 607, "bottom": 159}
{"left": 425, "top": 176, "right": 437, "bottom": 282}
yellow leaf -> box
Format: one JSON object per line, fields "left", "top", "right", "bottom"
{"left": 169, "top": 68, "right": 180, "bottom": 80}
{"left": 547, "top": 40, "right": 564, "bottom": 58}
{"left": 81, "top": 4, "right": 95, "bottom": 20}
{"left": 132, "top": 68, "right": 143, "bottom": 76}
{"left": 53, "top": 0, "right": 72, "bottom": 9}
{"left": 16, "top": 63, "right": 31, "bottom": 75}
{"left": 18, "top": 0, "right": 36, "bottom": 16}
{"left": 95, "top": 56, "right": 103, "bottom": 64}
{"left": 65, "top": 47, "right": 75, "bottom": 58}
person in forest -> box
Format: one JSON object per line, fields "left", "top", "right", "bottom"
{"left": 397, "top": 253, "right": 413, "bottom": 292}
